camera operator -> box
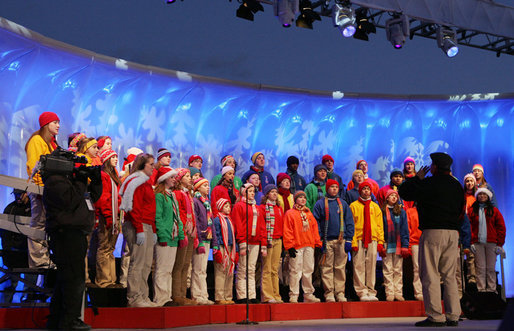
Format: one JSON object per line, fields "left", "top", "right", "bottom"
{"left": 42, "top": 149, "right": 102, "bottom": 330}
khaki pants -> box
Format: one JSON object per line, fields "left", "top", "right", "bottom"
{"left": 172, "top": 234, "right": 194, "bottom": 299}
{"left": 95, "top": 217, "right": 119, "bottom": 287}
{"left": 123, "top": 222, "right": 155, "bottom": 306}
{"left": 214, "top": 246, "right": 234, "bottom": 301}
{"left": 236, "top": 244, "right": 259, "bottom": 300}
{"left": 261, "top": 238, "right": 282, "bottom": 302}
{"left": 153, "top": 244, "right": 177, "bottom": 306}
{"left": 456, "top": 250, "right": 463, "bottom": 298}
{"left": 191, "top": 242, "right": 211, "bottom": 302}
{"left": 288, "top": 246, "right": 315, "bottom": 299}
{"left": 411, "top": 244, "right": 422, "bottom": 297}
{"left": 383, "top": 252, "right": 403, "bottom": 297}
{"left": 321, "top": 239, "right": 348, "bottom": 299}
{"left": 475, "top": 242, "right": 497, "bottom": 292}
{"left": 352, "top": 240, "right": 378, "bottom": 298}
{"left": 28, "top": 193, "right": 51, "bottom": 268}
{"left": 419, "top": 229, "right": 460, "bottom": 322}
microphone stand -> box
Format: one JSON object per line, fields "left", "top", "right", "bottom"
{"left": 237, "top": 186, "right": 257, "bottom": 325}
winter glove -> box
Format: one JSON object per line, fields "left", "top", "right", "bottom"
{"left": 463, "top": 248, "right": 470, "bottom": 255}
{"left": 239, "top": 242, "right": 247, "bottom": 256}
{"left": 352, "top": 246, "right": 358, "bottom": 252}
{"left": 288, "top": 247, "right": 297, "bottom": 258}
{"left": 261, "top": 246, "right": 267, "bottom": 257}
{"left": 193, "top": 237, "right": 199, "bottom": 249}
{"left": 495, "top": 246, "right": 505, "bottom": 255}
{"left": 136, "top": 232, "right": 146, "bottom": 246}
{"left": 470, "top": 244, "right": 476, "bottom": 254}
{"left": 377, "top": 244, "right": 386, "bottom": 258}
{"left": 234, "top": 252, "right": 240, "bottom": 265}
{"left": 153, "top": 233, "right": 158, "bottom": 245}
{"left": 214, "top": 249, "right": 223, "bottom": 264}
{"left": 159, "top": 242, "right": 167, "bottom": 247}
{"left": 197, "top": 246, "right": 206, "bottom": 254}
{"left": 344, "top": 241, "right": 352, "bottom": 253}
{"left": 400, "top": 247, "right": 410, "bottom": 259}
{"left": 178, "top": 236, "right": 188, "bottom": 249}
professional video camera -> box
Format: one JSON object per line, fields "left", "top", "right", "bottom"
{"left": 38, "top": 147, "right": 99, "bottom": 180}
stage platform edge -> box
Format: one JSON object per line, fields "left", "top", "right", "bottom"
{"left": 0, "top": 301, "right": 427, "bottom": 329}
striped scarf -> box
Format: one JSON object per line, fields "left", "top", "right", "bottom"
{"left": 165, "top": 189, "right": 180, "bottom": 239}
{"left": 265, "top": 201, "right": 276, "bottom": 246}
{"left": 219, "top": 213, "right": 237, "bottom": 274}
{"left": 294, "top": 204, "right": 310, "bottom": 232}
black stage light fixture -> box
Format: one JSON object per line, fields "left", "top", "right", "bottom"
{"left": 353, "top": 7, "right": 376, "bottom": 41}
{"left": 385, "top": 15, "right": 409, "bottom": 49}
{"left": 237, "top": 0, "right": 265, "bottom": 21}
{"left": 296, "top": 0, "right": 321, "bottom": 29}
{"left": 437, "top": 26, "right": 459, "bottom": 57}
{"left": 332, "top": 2, "right": 356, "bottom": 37}
{"left": 275, "top": 0, "right": 299, "bottom": 27}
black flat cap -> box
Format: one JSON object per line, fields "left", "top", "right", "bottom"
{"left": 430, "top": 152, "right": 453, "bottom": 171}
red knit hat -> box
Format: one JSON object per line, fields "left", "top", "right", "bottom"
{"left": 156, "top": 166, "right": 178, "bottom": 185}
{"left": 99, "top": 149, "right": 117, "bottom": 164}
{"left": 276, "top": 173, "right": 291, "bottom": 186}
{"left": 97, "top": 136, "right": 111, "bottom": 148}
{"left": 216, "top": 198, "right": 230, "bottom": 213}
{"left": 326, "top": 179, "right": 339, "bottom": 188}
{"left": 39, "top": 112, "right": 60, "bottom": 128}
{"left": 193, "top": 178, "right": 209, "bottom": 191}
{"left": 322, "top": 154, "right": 334, "bottom": 163}
{"left": 189, "top": 154, "right": 203, "bottom": 165}
{"left": 356, "top": 160, "right": 367, "bottom": 169}
{"left": 176, "top": 168, "right": 190, "bottom": 182}
{"left": 358, "top": 180, "right": 371, "bottom": 194}
{"left": 385, "top": 189, "right": 399, "bottom": 201}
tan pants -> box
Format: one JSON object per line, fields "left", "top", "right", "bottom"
{"left": 172, "top": 234, "right": 194, "bottom": 299}
{"left": 411, "top": 244, "right": 423, "bottom": 297}
{"left": 236, "top": 244, "right": 259, "bottom": 300}
{"left": 475, "top": 242, "right": 497, "bottom": 292}
{"left": 191, "top": 242, "right": 211, "bottom": 302}
{"left": 321, "top": 239, "right": 348, "bottom": 299}
{"left": 383, "top": 252, "right": 403, "bottom": 297}
{"left": 456, "top": 250, "right": 464, "bottom": 298}
{"left": 27, "top": 193, "right": 51, "bottom": 268}
{"left": 261, "top": 238, "right": 282, "bottom": 302}
{"left": 214, "top": 246, "right": 235, "bottom": 301}
{"left": 123, "top": 222, "right": 155, "bottom": 306}
{"left": 352, "top": 240, "right": 378, "bottom": 298}
{"left": 288, "top": 246, "right": 315, "bottom": 299}
{"left": 95, "top": 217, "right": 119, "bottom": 287}
{"left": 419, "top": 229, "right": 460, "bottom": 322}
{"left": 153, "top": 244, "right": 178, "bottom": 306}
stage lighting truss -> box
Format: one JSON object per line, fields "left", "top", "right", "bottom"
{"left": 385, "top": 14, "right": 409, "bottom": 49}
{"left": 437, "top": 27, "right": 459, "bottom": 58}
{"left": 275, "top": 0, "right": 299, "bottom": 27}
{"left": 237, "top": 0, "right": 265, "bottom": 21}
{"left": 332, "top": 1, "right": 356, "bottom": 37}
{"left": 296, "top": 0, "right": 322, "bottom": 29}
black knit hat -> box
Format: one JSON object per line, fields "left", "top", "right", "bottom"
{"left": 287, "top": 155, "right": 299, "bottom": 167}
{"left": 390, "top": 169, "right": 404, "bottom": 179}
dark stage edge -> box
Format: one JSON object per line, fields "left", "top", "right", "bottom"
{"left": 0, "top": 301, "right": 427, "bottom": 329}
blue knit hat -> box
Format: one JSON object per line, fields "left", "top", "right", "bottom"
{"left": 314, "top": 164, "right": 328, "bottom": 175}
{"left": 263, "top": 184, "right": 277, "bottom": 196}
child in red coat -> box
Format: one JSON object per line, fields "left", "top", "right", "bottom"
{"left": 231, "top": 183, "right": 266, "bottom": 303}
{"left": 468, "top": 188, "right": 506, "bottom": 292}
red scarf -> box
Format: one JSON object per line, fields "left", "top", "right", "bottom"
{"left": 50, "top": 136, "right": 58, "bottom": 150}
{"left": 358, "top": 197, "right": 372, "bottom": 248}
{"left": 278, "top": 187, "right": 291, "bottom": 211}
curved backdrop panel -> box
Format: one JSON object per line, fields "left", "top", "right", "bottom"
{"left": 0, "top": 19, "right": 513, "bottom": 296}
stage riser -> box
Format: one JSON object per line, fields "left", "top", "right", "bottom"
{"left": 0, "top": 301, "right": 427, "bottom": 329}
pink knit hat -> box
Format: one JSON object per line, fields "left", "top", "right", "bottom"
{"left": 175, "top": 168, "right": 190, "bottom": 182}
{"left": 385, "top": 189, "right": 399, "bottom": 201}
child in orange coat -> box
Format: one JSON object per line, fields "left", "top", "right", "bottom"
{"left": 283, "top": 191, "right": 322, "bottom": 303}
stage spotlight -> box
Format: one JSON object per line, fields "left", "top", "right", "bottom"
{"left": 237, "top": 0, "right": 264, "bottom": 21}
{"left": 385, "top": 15, "right": 409, "bottom": 49}
{"left": 275, "top": 0, "right": 299, "bottom": 27}
{"left": 437, "top": 27, "right": 459, "bottom": 57}
{"left": 296, "top": 0, "right": 321, "bottom": 29}
{"left": 353, "top": 7, "right": 376, "bottom": 41}
{"left": 332, "top": 2, "right": 356, "bottom": 37}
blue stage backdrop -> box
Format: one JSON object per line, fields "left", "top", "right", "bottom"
{"left": 0, "top": 19, "right": 513, "bottom": 296}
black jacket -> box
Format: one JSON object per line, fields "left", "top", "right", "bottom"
{"left": 398, "top": 174, "right": 464, "bottom": 231}
{"left": 43, "top": 173, "right": 102, "bottom": 234}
